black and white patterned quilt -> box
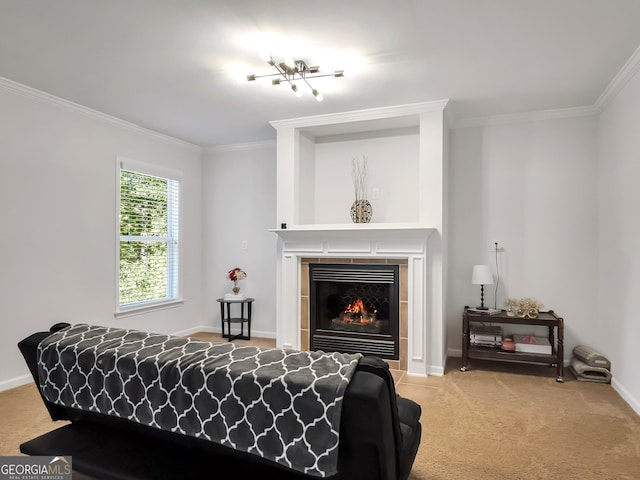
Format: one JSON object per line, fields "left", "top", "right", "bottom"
{"left": 37, "top": 324, "right": 362, "bottom": 477}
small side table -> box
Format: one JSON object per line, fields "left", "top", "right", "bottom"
{"left": 216, "top": 298, "right": 254, "bottom": 341}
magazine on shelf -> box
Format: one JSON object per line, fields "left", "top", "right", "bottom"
{"left": 467, "top": 307, "right": 502, "bottom": 315}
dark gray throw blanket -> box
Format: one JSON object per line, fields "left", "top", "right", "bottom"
{"left": 37, "top": 324, "right": 362, "bottom": 477}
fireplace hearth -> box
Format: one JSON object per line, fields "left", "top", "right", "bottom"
{"left": 310, "top": 263, "right": 399, "bottom": 359}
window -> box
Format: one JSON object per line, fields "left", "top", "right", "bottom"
{"left": 117, "top": 157, "right": 181, "bottom": 314}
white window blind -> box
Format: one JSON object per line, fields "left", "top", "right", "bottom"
{"left": 117, "top": 158, "right": 181, "bottom": 311}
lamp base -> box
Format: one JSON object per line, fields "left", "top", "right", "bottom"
{"left": 475, "top": 306, "right": 489, "bottom": 310}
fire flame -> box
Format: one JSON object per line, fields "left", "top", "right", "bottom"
{"left": 342, "top": 298, "right": 376, "bottom": 324}
{"left": 345, "top": 298, "right": 367, "bottom": 314}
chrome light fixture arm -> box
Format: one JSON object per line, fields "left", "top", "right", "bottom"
{"left": 246, "top": 56, "right": 343, "bottom": 101}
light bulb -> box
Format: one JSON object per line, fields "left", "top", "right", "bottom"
{"left": 312, "top": 89, "right": 323, "bottom": 102}
{"left": 284, "top": 56, "right": 295, "bottom": 69}
{"left": 259, "top": 51, "right": 271, "bottom": 62}
{"left": 291, "top": 84, "right": 303, "bottom": 97}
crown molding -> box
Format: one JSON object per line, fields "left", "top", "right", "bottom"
{"left": 452, "top": 105, "right": 598, "bottom": 129}
{"left": 453, "top": 44, "right": 640, "bottom": 129}
{"left": 594, "top": 44, "right": 640, "bottom": 112}
{"left": 6, "top": 40, "right": 640, "bottom": 144}
{"left": 0, "top": 76, "right": 201, "bottom": 151}
{"left": 270, "top": 99, "right": 450, "bottom": 130}
{"left": 204, "top": 140, "right": 276, "bottom": 154}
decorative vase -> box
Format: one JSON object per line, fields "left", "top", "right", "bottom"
{"left": 232, "top": 281, "right": 240, "bottom": 295}
{"left": 350, "top": 199, "right": 372, "bottom": 223}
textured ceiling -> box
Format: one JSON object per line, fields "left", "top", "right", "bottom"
{"left": 1, "top": 0, "right": 640, "bottom": 146}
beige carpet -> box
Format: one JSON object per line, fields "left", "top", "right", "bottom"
{"left": 2, "top": 333, "right": 639, "bottom": 479}
{"left": 400, "top": 360, "right": 640, "bottom": 480}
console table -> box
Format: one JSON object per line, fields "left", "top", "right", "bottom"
{"left": 460, "top": 306, "right": 564, "bottom": 382}
{"left": 216, "top": 298, "right": 254, "bottom": 341}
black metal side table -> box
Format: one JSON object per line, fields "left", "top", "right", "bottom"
{"left": 216, "top": 297, "right": 254, "bottom": 341}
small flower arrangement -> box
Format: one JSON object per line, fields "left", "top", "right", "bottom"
{"left": 227, "top": 267, "right": 246, "bottom": 294}
{"left": 503, "top": 298, "right": 519, "bottom": 316}
{"left": 518, "top": 298, "right": 543, "bottom": 318}
{"left": 504, "top": 297, "right": 544, "bottom": 318}
{"left": 228, "top": 267, "right": 246, "bottom": 283}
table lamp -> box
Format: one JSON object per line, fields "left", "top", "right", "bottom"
{"left": 472, "top": 265, "right": 494, "bottom": 309}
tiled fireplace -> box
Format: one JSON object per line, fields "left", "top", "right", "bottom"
{"left": 271, "top": 225, "right": 440, "bottom": 376}
{"left": 270, "top": 101, "right": 449, "bottom": 377}
{"left": 308, "top": 261, "right": 401, "bottom": 360}
{"left": 302, "top": 258, "right": 406, "bottom": 370}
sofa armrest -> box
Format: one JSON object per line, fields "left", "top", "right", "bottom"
{"left": 17, "top": 326, "right": 70, "bottom": 421}
{"left": 339, "top": 369, "right": 398, "bottom": 480}
{"left": 352, "top": 356, "right": 422, "bottom": 480}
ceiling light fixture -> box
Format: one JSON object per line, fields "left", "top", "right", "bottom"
{"left": 246, "top": 55, "right": 344, "bottom": 101}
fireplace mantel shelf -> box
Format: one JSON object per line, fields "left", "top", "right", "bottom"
{"left": 269, "top": 223, "right": 436, "bottom": 239}
{"left": 269, "top": 223, "right": 435, "bottom": 258}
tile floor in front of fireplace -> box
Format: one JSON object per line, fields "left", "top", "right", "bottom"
{"left": 188, "top": 332, "right": 442, "bottom": 400}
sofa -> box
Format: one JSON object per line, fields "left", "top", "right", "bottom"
{"left": 18, "top": 323, "right": 422, "bottom": 480}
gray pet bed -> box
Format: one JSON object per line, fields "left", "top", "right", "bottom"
{"left": 569, "top": 357, "right": 611, "bottom": 384}
{"left": 573, "top": 344, "right": 611, "bottom": 370}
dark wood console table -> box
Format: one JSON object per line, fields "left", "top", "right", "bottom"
{"left": 460, "top": 306, "right": 564, "bottom": 382}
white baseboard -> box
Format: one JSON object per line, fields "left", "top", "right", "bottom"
{"left": 171, "top": 325, "right": 216, "bottom": 337}
{"left": 0, "top": 374, "right": 32, "bottom": 393}
{"left": 171, "top": 325, "right": 276, "bottom": 340}
{"left": 447, "top": 348, "right": 462, "bottom": 358}
{"left": 611, "top": 377, "right": 640, "bottom": 417}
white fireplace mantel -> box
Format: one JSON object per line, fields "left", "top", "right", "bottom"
{"left": 269, "top": 223, "right": 435, "bottom": 254}
{"left": 271, "top": 225, "right": 444, "bottom": 377}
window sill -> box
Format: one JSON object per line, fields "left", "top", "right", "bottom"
{"left": 114, "top": 299, "right": 184, "bottom": 319}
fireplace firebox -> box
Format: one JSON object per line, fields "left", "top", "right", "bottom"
{"left": 309, "top": 263, "right": 399, "bottom": 359}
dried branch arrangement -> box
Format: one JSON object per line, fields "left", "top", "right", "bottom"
{"left": 351, "top": 155, "right": 368, "bottom": 202}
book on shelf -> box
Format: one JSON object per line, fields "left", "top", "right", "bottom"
{"left": 470, "top": 340, "right": 501, "bottom": 348}
{"left": 470, "top": 325, "right": 502, "bottom": 347}
{"left": 470, "top": 325, "right": 503, "bottom": 335}
{"left": 513, "top": 334, "right": 552, "bottom": 354}
{"left": 467, "top": 307, "right": 502, "bottom": 315}
{"left": 224, "top": 293, "right": 246, "bottom": 300}
{"left": 471, "top": 334, "right": 502, "bottom": 343}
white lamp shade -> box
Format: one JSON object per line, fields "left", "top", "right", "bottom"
{"left": 472, "top": 265, "right": 494, "bottom": 285}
